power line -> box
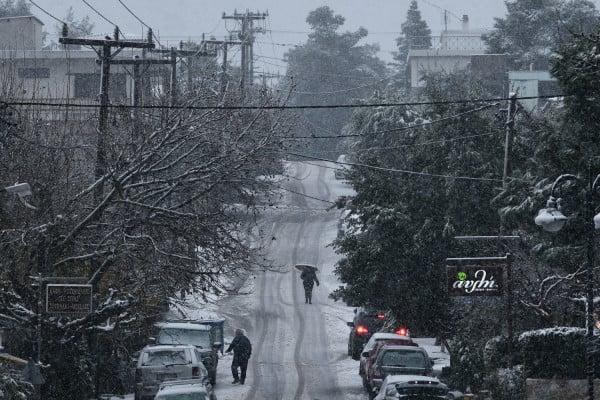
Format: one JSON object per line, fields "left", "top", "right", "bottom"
{"left": 116, "top": 0, "right": 162, "bottom": 47}
{"left": 29, "top": 0, "right": 65, "bottom": 25}
{"left": 287, "top": 152, "right": 503, "bottom": 183}
{"left": 81, "top": 0, "right": 118, "bottom": 28}
{"left": 5, "top": 94, "right": 565, "bottom": 111}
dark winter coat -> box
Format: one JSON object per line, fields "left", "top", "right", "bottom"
{"left": 226, "top": 334, "right": 252, "bottom": 362}
{"left": 301, "top": 270, "right": 319, "bottom": 289}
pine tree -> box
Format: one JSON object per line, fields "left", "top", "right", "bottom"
{"left": 483, "top": 0, "right": 598, "bottom": 70}
{"left": 394, "top": 1, "right": 432, "bottom": 67}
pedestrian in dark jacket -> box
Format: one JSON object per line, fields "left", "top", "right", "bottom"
{"left": 226, "top": 328, "right": 252, "bottom": 384}
{"left": 300, "top": 269, "right": 319, "bottom": 304}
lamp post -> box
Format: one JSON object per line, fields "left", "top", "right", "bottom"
{"left": 535, "top": 165, "right": 600, "bottom": 400}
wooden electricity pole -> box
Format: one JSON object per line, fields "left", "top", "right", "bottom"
{"left": 59, "top": 27, "right": 155, "bottom": 203}
{"left": 222, "top": 10, "right": 268, "bottom": 95}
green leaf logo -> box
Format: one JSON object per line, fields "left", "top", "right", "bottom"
{"left": 457, "top": 271, "right": 467, "bottom": 281}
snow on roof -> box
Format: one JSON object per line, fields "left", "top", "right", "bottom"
{"left": 156, "top": 322, "right": 212, "bottom": 331}
{"left": 371, "top": 333, "right": 411, "bottom": 340}
{"left": 382, "top": 374, "right": 442, "bottom": 384}
{"left": 143, "top": 344, "right": 195, "bottom": 351}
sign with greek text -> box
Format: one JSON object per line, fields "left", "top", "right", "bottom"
{"left": 46, "top": 284, "right": 92, "bottom": 314}
{"left": 447, "top": 257, "right": 506, "bottom": 297}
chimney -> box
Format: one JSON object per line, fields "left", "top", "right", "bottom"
{"left": 462, "top": 15, "right": 469, "bottom": 31}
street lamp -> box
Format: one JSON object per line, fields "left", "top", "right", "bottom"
{"left": 535, "top": 169, "right": 600, "bottom": 400}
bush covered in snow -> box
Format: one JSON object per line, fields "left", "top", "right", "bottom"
{"left": 518, "top": 327, "right": 597, "bottom": 379}
{"left": 0, "top": 362, "right": 33, "bottom": 399}
{"left": 484, "top": 365, "right": 526, "bottom": 400}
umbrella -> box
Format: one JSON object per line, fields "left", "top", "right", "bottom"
{"left": 294, "top": 264, "right": 318, "bottom": 272}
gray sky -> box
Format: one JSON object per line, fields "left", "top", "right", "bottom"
{"left": 31, "top": 0, "right": 600, "bottom": 74}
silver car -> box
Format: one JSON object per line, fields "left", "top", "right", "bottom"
{"left": 134, "top": 344, "right": 209, "bottom": 400}
{"left": 368, "top": 345, "right": 433, "bottom": 394}
{"left": 374, "top": 374, "right": 449, "bottom": 400}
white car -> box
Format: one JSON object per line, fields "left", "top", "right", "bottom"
{"left": 154, "top": 379, "right": 216, "bottom": 400}
{"left": 374, "top": 374, "right": 449, "bottom": 400}
{"left": 134, "top": 344, "right": 209, "bottom": 400}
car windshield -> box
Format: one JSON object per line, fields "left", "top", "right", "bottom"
{"left": 158, "top": 328, "right": 211, "bottom": 348}
{"left": 382, "top": 350, "right": 427, "bottom": 368}
{"left": 143, "top": 349, "right": 188, "bottom": 366}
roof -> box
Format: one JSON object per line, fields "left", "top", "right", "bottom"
{"left": 142, "top": 344, "right": 196, "bottom": 351}
{"left": 0, "top": 353, "right": 28, "bottom": 366}
{"left": 156, "top": 322, "right": 212, "bottom": 331}
{"left": 382, "top": 374, "right": 442, "bottom": 385}
{"left": 378, "top": 344, "right": 426, "bottom": 352}
{"left": 371, "top": 333, "right": 411, "bottom": 340}
{"left": 0, "top": 15, "right": 44, "bottom": 26}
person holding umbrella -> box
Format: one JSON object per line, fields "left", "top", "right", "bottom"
{"left": 298, "top": 265, "right": 319, "bottom": 304}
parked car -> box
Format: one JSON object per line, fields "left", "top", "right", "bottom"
{"left": 154, "top": 378, "right": 217, "bottom": 400}
{"left": 155, "top": 321, "right": 222, "bottom": 384}
{"left": 373, "top": 374, "right": 449, "bottom": 400}
{"left": 359, "top": 332, "right": 417, "bottom": 388}
{"left": 367, "top": 344, "right": 433, "bottom": 396}
{"left": 347, "top": 307, "right": 387, "bottom": 360}
{"left": 134, "top": 344, "right": 208, "bottom": 400}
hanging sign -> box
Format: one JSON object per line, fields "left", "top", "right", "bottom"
{"left": 446, "top": 257, "right": 507, "bottom": 297}
{"left": 46, "top": 284, "right": 93, "bottom": 314}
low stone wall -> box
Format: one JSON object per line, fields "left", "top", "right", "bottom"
{"left": 526, "top": 378, "right": 600, "bottom": 399}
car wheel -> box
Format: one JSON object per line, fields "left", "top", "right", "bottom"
{"left": 362, "top": 374, "right": 369, "bottom": 389}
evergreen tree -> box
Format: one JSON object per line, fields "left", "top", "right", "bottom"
{"left": 332, "top": 72, "right": 507, "bottom": 335}
{"left": 0, "top": 0, "right": 30, "bottom": 17}
{"left": 483, "top": 0, "right": 598, "bottom": 70}
{"left": 283, "top": 6, "right": 387, "bottom": 157}
{"left": 394, "top": 1, "right": 432, "bottom": 67}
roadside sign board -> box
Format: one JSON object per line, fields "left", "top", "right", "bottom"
{"left": 46, "top": 284, "right": 92, "bottom": 314}
{"left": 446, "top": 257, "right": 507, "bottom": 297}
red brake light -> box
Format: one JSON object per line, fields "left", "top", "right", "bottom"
{"left": 396, "top": 327, "right": 408, "bottom": 336}
{"left": 192, "top": 366, "right": 200, "bottom": 378}
{"left": 376, "top": 313, "right": 385, "bottom": 319}
{"left": 356, "top": 325, "right": 369, "bottom": 335}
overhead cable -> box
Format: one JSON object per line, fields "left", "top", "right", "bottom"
{"left": 287, "top": 152, "right": 503, "bottom": 183}
{"left": 29, "top": 0, "right": 66, "bottom": 25}
{"left": 6, "top": 94, "right": 565, "bottom": 111}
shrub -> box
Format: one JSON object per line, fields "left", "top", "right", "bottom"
{"left": 518, "top": 327, "right": 598, "bottom": 379}
{"left": 484, "top": 365, "right": 526, "bottom": 400}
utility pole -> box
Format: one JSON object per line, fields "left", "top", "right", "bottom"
{"left": 149, "top": 45, "right": 217, "bottom": 105}
{"left": 503, "top": 92, "right": 518, "bottom": 188}
{"left": 222, "top": 10, "right": 268, "bottom": 95}
{"left": 499, "top": 92, "right": 519, "bottom": 368}
{"left": 201, "top": 36, "right": 243, "bottom": 98}
{"left": 59, "top": 27, "right": 155, "bottom": 203}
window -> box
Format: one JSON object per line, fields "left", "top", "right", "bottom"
{"left": 74, "top": 73, "right": 127, "bottom": 99}
{"left": 18, "top": 67, "right": 50, "bottom": 79}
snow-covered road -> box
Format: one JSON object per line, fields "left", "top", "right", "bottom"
{"left": 213, "top": 161, "right": 366, "bottom": 400}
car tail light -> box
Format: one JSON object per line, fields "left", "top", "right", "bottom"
{"left": 192, "top": 366, "right": 200, "bottom": 378}
{"left": 376, "top": 313, "right": 385, "bottom": 319}
{"left": 372, "top": 367, "right": 382, "bottom": 380}
{"left": 395, "top": 327, "right": 408, "bottom": 336}
{"left": 356, "top": 325, "right": 369, "bottom": 335}
{"left": 135, "top": 368, "right": 142, "bottom": 383}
